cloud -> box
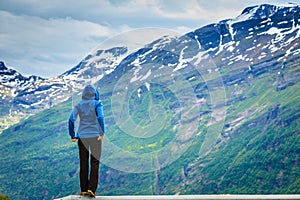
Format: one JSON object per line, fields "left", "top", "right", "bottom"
{"left": 151, "top": 0, "right": 299, "bottom": 27}
{"left": 0, "top": 10, "right": 113, "bottom": 77}
{"left": 151, "top": 0, "right": 242, "bottom": 22}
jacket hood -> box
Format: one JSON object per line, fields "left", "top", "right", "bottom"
{"left": 82, "top": 84, "right": 100, "bottom": 100}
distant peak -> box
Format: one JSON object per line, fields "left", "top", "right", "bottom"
{"left": 241, "top": 4, "right": 278, "bottom": 19}
{"left": 227, "top": 3, "right": 300, "bottom": 25}
{"left": 241, "top": 3, "right": 299, "bottom": 19}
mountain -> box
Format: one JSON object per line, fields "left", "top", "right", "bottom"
{"left": 0, "top": 46, "right": 129, "bottom": 132}
{"left": 0, "top": 3, "right": 299, "bottom": 199}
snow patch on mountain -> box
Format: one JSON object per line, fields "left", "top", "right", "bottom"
{"left": 150, "top": 35, "right": 178, "bottom": 50}
{"left": 174, "top": 46, "right": 189, "bottom": 72}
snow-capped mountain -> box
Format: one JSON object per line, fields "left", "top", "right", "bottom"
{"left": 62, "top": 46, "right": 128, "bottom": 86}
{"left": 188, "top": 3, "right": 300, "bottom": 89}
{"left": 96, "top": 3, "right": 299, "bottom": 97}
{"left": 1, "top": 3, "right": 299, "bottom": 132}
{"left": 93, "top": 3, "right": 300, "bottom": 145}
{"left": 189, "top": 3, "right": 299, "bottom": 61}
{"left": 0, "top": 46, "right": 128, "bottom": 110}
{"left": 0, "top": 46, "right": 129, "bottom": 131}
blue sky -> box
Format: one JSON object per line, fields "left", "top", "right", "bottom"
{"left": 0, "top": 0, "right": 297, "bottom": 77}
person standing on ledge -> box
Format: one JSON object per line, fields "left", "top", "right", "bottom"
{"left": 68, "top": 84, "right": 105, "bottom": 198}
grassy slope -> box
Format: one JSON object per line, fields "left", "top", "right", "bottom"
{"left": 152, "top": 69, "right": 299, "bottom": 194}
{"left": 0, "top": 101, "right": 77, "bottom": 199}
{"left": 0, "top": 79, "right": 299, "bottom": 198}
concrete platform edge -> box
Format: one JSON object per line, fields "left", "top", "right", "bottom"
{"left": 54, "top": 194, "right": 300, "bottom": 200}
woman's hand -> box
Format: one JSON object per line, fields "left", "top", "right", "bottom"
{"left": 71, "top": 138, "right": 77, "bottom": 142}
{"left": 98, "top": 136, "right": 104, "bottom": 141}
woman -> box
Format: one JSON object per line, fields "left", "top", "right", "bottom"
{"left": 68, "top": 84, "right": 105, "bottom": 198}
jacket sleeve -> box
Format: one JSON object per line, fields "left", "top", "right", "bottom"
{"left": 68, "top": 106, "right": 78, "bottom": 139}
{"left": 95, "top": 102, "right": 105, "bottom": 136}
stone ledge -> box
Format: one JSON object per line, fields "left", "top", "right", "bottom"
{"left": 54, "top": 195, "right": 300, "bottom": 200}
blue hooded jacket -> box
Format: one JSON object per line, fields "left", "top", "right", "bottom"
{"left": 68, "top": 84, "right": 105, "bottom": 139}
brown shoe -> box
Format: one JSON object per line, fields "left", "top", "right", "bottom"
{"left": 87, "top": 190, "right": 96, "bottom": 198}
{"left": 79, "top": 191, "right": 89, "bottom": 196}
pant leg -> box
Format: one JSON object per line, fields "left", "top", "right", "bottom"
{"left": 89, "top": 137, "right": 102, "bottom": 193}
{"left": 78, "top": 138, "right": 89, "bottom": 192}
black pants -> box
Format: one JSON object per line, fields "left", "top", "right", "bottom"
{"left": 78, "top": 137, "right": 102, "bottom": 193}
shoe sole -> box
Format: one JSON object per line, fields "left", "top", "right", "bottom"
{"left": 87, "top": 190, "right": 96, "bottom": 198}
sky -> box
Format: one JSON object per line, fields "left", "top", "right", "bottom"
{"left": 0, "top": 0, "right": 298, "bottom": 78}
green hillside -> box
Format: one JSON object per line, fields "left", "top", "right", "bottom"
{"left": 0, "top": 57, "right": 299, "bottom": 199}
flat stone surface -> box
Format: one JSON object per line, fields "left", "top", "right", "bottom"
{"left": 54, "top": 195, "right": 300, "bottom": 200}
